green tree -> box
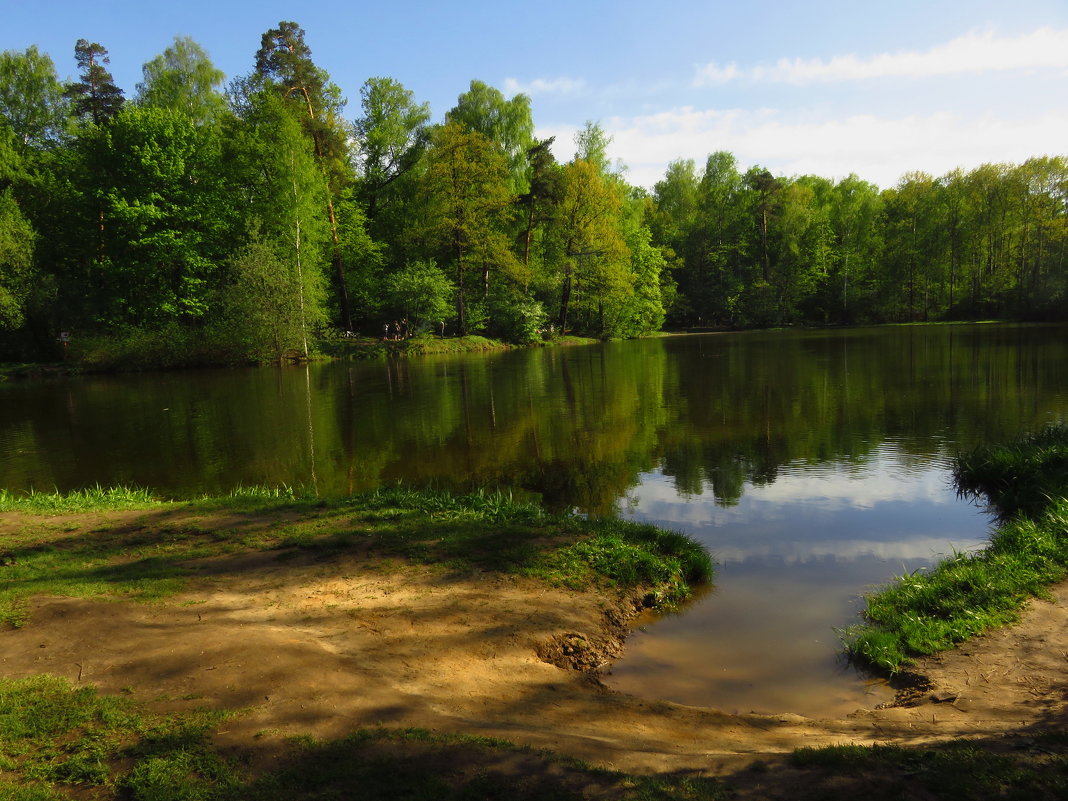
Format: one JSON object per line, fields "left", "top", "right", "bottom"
{"left": 880, "top": 172, "right": 944, "bottom": 320}
{"left": 0, "top": 46, "right": 69, "bottom": 149}
{"left": 333, "top": 193, "right": 384, "bottom": 330}
{"left": 382, "top": 260, "right": 454, "bottom": 332}
{"left": 417, "top": 122, "right": 517, "bottom": 334}
{"left": 65, "top": 40, "right": 124, "bottom": 126}
{"left": 546, "top": 158, "right": 629, "bottom": 333}
{"left": 446, "top": 80, "right": 534, "bottom": 195}
{"left": 255, "top": 20, "right": 354, "bottom": 329}
{"left": 0, "top": 125, "right": 35, "bottom": 329}
{"left": 353, "top": 76, "right": 430, "bottom": 223}
{"left": 651, "top": 159, "right": 699, "bottom": 254}
{"left": 608, "top": 224, "right": 665, "bottom": 337}
{"left": 574, "top": 121, "right": 614, "bottom": 175}
{"left": 218, "top": 232, "right": 323, "bottom": 360}
{"left": 220, "top": 91, "right": 329, "bottom": 358}
{"left": 518, "top": 137, "right": 561, "bottom": 270}
{"left": 651, "top": 151, "right": 750, "bottom": 326}
{"left": 692, "top": 151, "right": 750, "bottom": 326}
{"left": 81, "top": 106, "right": 232, "bottom": 325}
{"left": 135, "top": 37, "right": 228, "bottom": 125}
{"left": 767, "top": 178, "right": 834, "bottom": 324}
{"left": 1010, "top": 157, "right": 1068, "bottom": 315}
{"left": 824, "top": 174, "right": 883, "bottom": 322}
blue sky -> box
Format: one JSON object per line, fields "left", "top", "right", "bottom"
{"left": 5, "top": 0, "right": 1067, "bottom": 189}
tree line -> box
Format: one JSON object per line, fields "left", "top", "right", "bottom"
{"left": 0, "top": 23, "right": 1064, "bottom": 363}
{"left": 651, "top": 154, "right": 1068, "bottom": 328}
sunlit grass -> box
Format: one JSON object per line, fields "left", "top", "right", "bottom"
{"left": 0, "top": 486, "right": 713, "bottom": 629}
{"left": 0, "top": 486, "right": 160, "bottom": 513}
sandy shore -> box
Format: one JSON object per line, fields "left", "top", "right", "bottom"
{"left": 3, "top": 539, "right": 1067, "bottom": 778}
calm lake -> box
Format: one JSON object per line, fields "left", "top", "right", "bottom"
{"left": 3, "top": 323, "right": 1067, "bottom": 716}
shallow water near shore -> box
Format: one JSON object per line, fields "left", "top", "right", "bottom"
{"left": 611, "top": 452, "right": 991, "bottom": 716}
{"left": 2, "top": 323, "right": 1067, "bottom": 715}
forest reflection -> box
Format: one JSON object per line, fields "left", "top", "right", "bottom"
{"left": 1, "top": 324, "right": 1067, "bottom": 511}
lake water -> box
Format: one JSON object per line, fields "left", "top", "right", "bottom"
{"left": 3, "top": 323, "right": 1067, "bottom": 716}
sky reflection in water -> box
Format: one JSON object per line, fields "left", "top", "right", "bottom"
{"left": 610, "top": 447, "right": 992, "bottom": 716}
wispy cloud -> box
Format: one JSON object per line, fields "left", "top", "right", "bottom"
{"left": 502, "top": 76, "right": 585, "bottom": 96}
{"left": 695, "top": 26, "right": 1068, "bottom": 86}
{"left": 540, "top": 105, "right": 1068, "bottom": 190}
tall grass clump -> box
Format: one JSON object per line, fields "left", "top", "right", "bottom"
{"left": 533, "top": 519, "right": 714, "bottom": 605}
{"left": 0, "top": 485, "right": 158, "bottom": 513}
{"left": 846, "top": 424, "right": 1068, "bottom": 673}
{"left": 955, "top": 424, "right": 1068, "bottom": 518}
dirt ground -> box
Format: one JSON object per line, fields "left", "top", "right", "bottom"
{"left": 2, "top": 541, "right": 1068, "bottom": 779}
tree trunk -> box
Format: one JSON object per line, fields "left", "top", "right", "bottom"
{"left": 558, "top": 265, "right": 572, "bottom": 332}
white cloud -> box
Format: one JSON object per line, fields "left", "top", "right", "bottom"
{"left": 695, "top": 26, "right": 1068, "bottom": 86}
{"left": 568, "top": 106, "right": 1068, "bottom": 189}
{"left": 710, "top": 535, "right": 985, "bottom": 566}
{"left": 502, "top": 76, "right": 585, "bottom": 96}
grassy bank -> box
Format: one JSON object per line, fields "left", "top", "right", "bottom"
{"left": 0, "top": 486, "right": 712, "bottom": 629}
{"left": 845, "top": 425, "right": 1068, "bottom": 673}
{"left": 1, "top": 332, "right": 601, "bottom": 377}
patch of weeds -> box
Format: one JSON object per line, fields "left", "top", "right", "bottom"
{"left": 955, "top": 424, "right": 1068, "bottom": 518}
{"left": 0, "top": 675, "right": 142, "bottom": 791}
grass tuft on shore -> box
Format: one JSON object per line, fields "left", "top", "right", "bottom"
{"left": 0, "top": 486, "right": 161, "bottom": 513}
{"left": 845, "top": 424, "right": 1068, "bottom": 672}
{"left": 0, "top": 486, "right": 712, "bottom": 628}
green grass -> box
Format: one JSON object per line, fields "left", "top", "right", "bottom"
{"left": 0, "top": 486, "right": 161, "bottom": 513}
{"left": 317, "top": 333, "right": 516, "bottom": 360}
{"left": 0, "top": 486, "right": 712, "bottom": 628}
{"left": 955, "top": 424, "right": 1068, "bottom": 519}
{"left": 318, "top": 332, "right": 600, "bottom": 361}
{"left": 0, "top": 676, "right": 730, "bottom": 801}
{"left": 845, "top": 424, "right": 1068, "bottom": 672}
{"left": 0, "top": 675, "right": 232, "bottom": 800}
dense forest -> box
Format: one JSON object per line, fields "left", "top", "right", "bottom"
{"left": 0, "top": 23, "right": 1064, "bottom": 363}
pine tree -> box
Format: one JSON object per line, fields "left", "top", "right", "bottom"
{"left": 66, "top": 40, "right": 124, "bottom": 126}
